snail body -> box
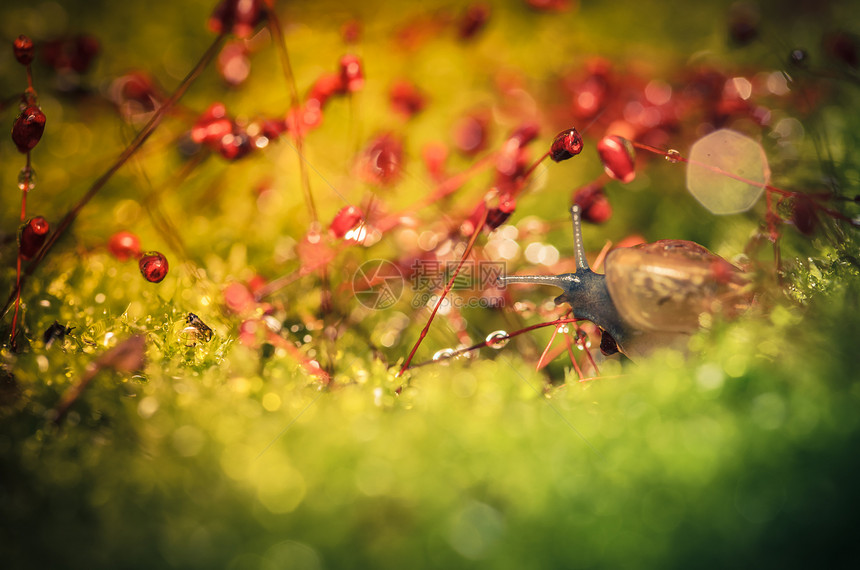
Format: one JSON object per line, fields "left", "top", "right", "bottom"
{"left": 498, "top": 206, "right": 751, "bottom": 359}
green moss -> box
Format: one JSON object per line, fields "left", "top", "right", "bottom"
{"left": 2, "top": 0, "right": 859, "bottom": 568}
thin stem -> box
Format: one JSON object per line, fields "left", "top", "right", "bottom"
{"left": 398, "top": 205, "right": 489, "bottom": 377}
{"left": 267, "top": 9, "right": 318, "bottom": 224}
{"left": 1, "top": 33, "right": 227, "bottom": 320}
{"left": 406, "top": 316, "right": 584, "bottom": 371}
{"left": 10, "top": 150, "right": 33, "bottom": 348}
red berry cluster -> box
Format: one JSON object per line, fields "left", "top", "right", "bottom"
{"left": 107, "top": 231, "right": 169, "bottom": 284}
{"left": 208, "top": 0, "right": 269, "bottom": 39}
{"left": 191, "top": 103, "right": 255, "bottom": 161}
{"left": 286, "top": 54, "right": 366, "bottom": 136}
{"left": 19, "top": 217, "right": 50, "bottom": 260}
{"left": 41, "top": 35, "right": 100, "bottom": 74}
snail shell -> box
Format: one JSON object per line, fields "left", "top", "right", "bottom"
{"left": 606, "top": 239, "right": 750, "bottom": 334}
{"left": 498, "top": 206, "right": 752, "bottom": 359}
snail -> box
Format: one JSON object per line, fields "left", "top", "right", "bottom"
{"left": 498, "top": 205, "right": 752, "bottom": 359}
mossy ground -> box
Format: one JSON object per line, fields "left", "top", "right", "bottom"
{"left": 1, "top": 1, "right": 859, "bottom": 568}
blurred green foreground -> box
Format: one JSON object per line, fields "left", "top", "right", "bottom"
{"left": 1, "top": 0, "right": 859, "bottom": 568}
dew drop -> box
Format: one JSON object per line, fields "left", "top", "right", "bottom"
{"left": 432, "top": 348, "right": 456, "bottom": 362}
{"left": 485, "top": 330, "right": 510, "bottom": 349}
{"left": 665, "top": 149, "right": 682, "bottom": 164}
{"left": 17, "top": 167, "right": 36, "bottom": 192}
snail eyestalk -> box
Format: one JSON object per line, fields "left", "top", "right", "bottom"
{"left": 570, "top": 204, "right": 590, "bottom": 272}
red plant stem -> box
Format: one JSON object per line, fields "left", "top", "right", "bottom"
{"left": 521, "top": 151, "right": 551, "bottom": 182}
{"left": 407, "top": 316, "right": 584, "bottom": 371}
{"left": 577, "top": 324, "right": 600, "bottom": 374}
{"left": 398, "top": 205, "right": 489, "bottom": 377}
{"left": 632, "top": 141, "right": 815, "bottom": 200}
{"left": 9, "top": 149, "right": 33, "bottom": 348}
{"left": 536, "top": 319, "right": 562, "bottom": 370}
{"left": 266, "top": 329, "right": 331, "bottom": 384}
{"left": 563, "top": 332, "right": 585, "bottom": 379}
{"left": 1, "top": 33, "right": 227, "bottom": 321}
{"left": 267, "top": 10, "right": 317, "bottom": 225}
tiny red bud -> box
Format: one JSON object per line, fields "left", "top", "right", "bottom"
{"left": 341, "top": 20, "right": 362, "bottom": 44}
{"left": 108, "top": 231, "right": 142, "bottom": 262}
{"left": 139, "top": 251, "right": 169, "bottom": 283}
{"left": 550, "top": 127, "right": 584, "bottom": 162}
{"left": 339, "top": 54, "right": 365, "bottom": 93}
{"left": 596, "top": 135, "right": 636, "bottom": 183}
{"left": 510, "top": 122, "right": 540, "bottom": 147}
{"left": 217, "top": 41, "right": 251, "bottom": 86}
{"left": 11, "top": 105, "right": 46, "bottom": 153}
{"left": 218, "top": 130, "right": 253, "bottom": 161}
{"left": 452, "top": 113, "right": 489, "bottom": 156}
{"left": 330, "top": 206, "right": 365, "bottom": 238}
{"left": 209, "top": 0, "right": 268, "bottom": 39}
{"left": 19, "top": 216, "right": 49, "bottom": 260}
{"left": 191, "top": 103, "right": 231, "bottom": 146}
{"left": 792, "top": 195, "right": 818, "bottom": 236}
{"left": 389, "top": 79, "right": 427, "bottom": 119}
{"left": 40, "top": 35, "right": 99, "bottom": 74}
{"left": 308, "top": 72, "right": 346, "bottom": 105}
{"left": 458, "top": 3, "right": 491, "bottom": 41}
{"left": 422, "top": 141, "right": 449, "bottom": 181}
{"left": 358, "top": 132, "right": 403, "bottom": 187}
{"left": 573, "top": 183, "right": 612, "bottom": 224}
{"left": 13, "top": 35, "right": 35, "bottom": 66}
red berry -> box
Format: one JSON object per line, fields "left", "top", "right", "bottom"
{"left": 330, "top": 206, "right": 365, "bottom": 238}
{"left": 40, "top": 35, "right": 100, "bottom": 74}
{"left": 486, "top": 206, "right": 512, "bottom": 231}
{"left": 11, "top": 105, "right": 46, "bottom": 153}
{"left": 341, "top": 20, "right": 362, "bottom": 44}
{"left": 218, "top": 130, "right": 253, "bottom": 161}
{"left": 191, "top": 103, "right": 232, "bottom": 146}
{"left": 458, "top": 3, "right": 491, "bottom": 41}
{"left": 217, "top": 41, "right": 251, "bottom": 86}
{"left": 422, "top": 141, "right": 449, "bottom": 181}
{"left": 209, "top": 0, "right": 268, "bottom": 39}
{"left": 107, "top": 231, "right": 142, "bottom": 262}
{"left": 339, "top": 54, "right": 364, "bottom": 93}
{"left": 308, "top": 72, "right": 346, "bottom": 105}
{"left": 389, "top": 79, "right": 427, "bottom": 119}
{"left": 792, "top": 195, "right": 818, "bottom": 236}
{"left": 139, "top": 251, "right": 169, "bottom": 283}
{"left": 452, "top": 112, "right": 489, "bottom": 156}
{"left": 596, "top": 135, "right": 636, "bottom": 183}
{"left": 224, "top": 282, "right": 256, "bottom": 314}
{"left": 19, "top": 216, "right": 49, "bottom": 260}
{"left": 358, "top": 132, "right": 403, "bottom": 187}
{"left": 110, "top": 72, "right": 163, "bottom": 118}
{"left": 550, "top": 127, "right": 584, "bottom": 162}
{"left": 573, "top": 183, "right": 612, "bottom": 224}
{"left": 13, "top": 35, "right": 34, "bottom": 66}
{"left": 285, "top": 104, "right": 324, "bottom": 136}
